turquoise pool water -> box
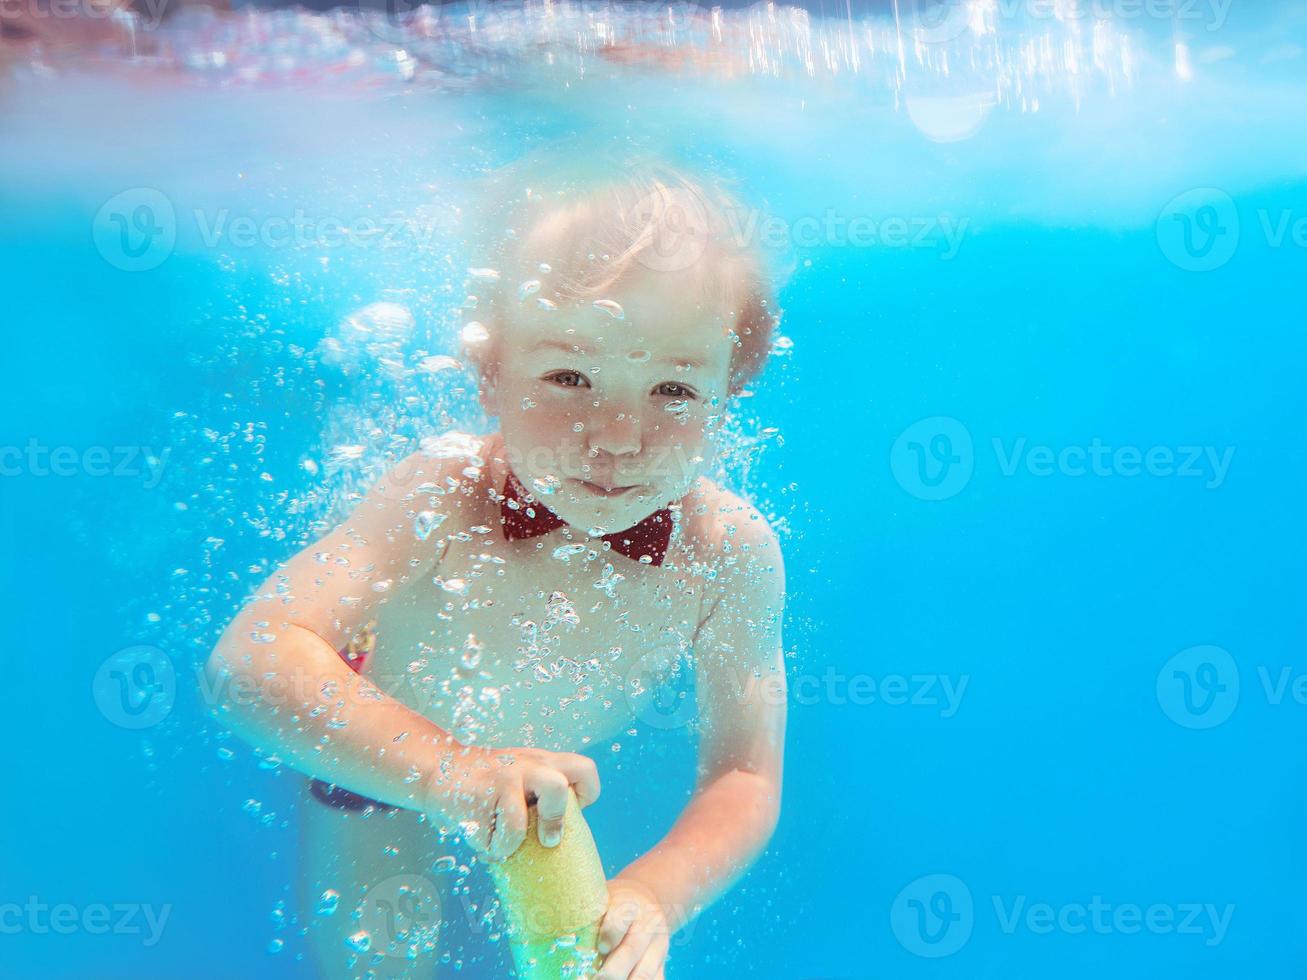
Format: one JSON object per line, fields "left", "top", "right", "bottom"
{"left": 4, "top": 1, "right": 1307, "bottom": 976}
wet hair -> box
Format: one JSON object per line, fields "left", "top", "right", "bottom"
{"left": 461, "top": 148, "right": 780, "bottom": 398}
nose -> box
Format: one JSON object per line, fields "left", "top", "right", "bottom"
{"left": 585, "top": 403, "right": 643, "bottom": 460}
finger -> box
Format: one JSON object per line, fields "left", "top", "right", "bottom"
{"left": 551, "top": 752, "right": 601, "bottom": 806}
{"left": 595, "top": 922, "right": 652, "bottom": 980}
{"left": 488, "top": 778, "right": 527, "bottom": 861}
{"left": 597, "top": 893, "right": 641, "bottom": 958}
{"left": 630, "top": 934, "right": 668, "bottom": 980}
{"left": 526, "top": 769, "right": 570, "bottom": 846}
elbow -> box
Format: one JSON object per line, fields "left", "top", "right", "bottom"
{"left": 734, "top": 768, "right": 782, "bottom": 848}
{"left": 203, "top": 625, "right": 272, "bottom": 729}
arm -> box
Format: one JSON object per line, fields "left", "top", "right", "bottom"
{"left": 597, "top": 503, "right": 787, "bottom": 977}
{"left": 203, "top": 448, "right": 465, "bottom": 812}
{"left": 203, "top": 440, "right": 599, "bottom": 856}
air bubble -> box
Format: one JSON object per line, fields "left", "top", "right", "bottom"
{"left": 530, "top": 474, "right": 561, "bottom": 496}
{"left": 519, "top": 279, "right": 541, "bottom": 301}
{"left": 418, "top": 355, "right": 462, "bottom": 374}
{"left": 462, "top": 634, "right": 484, "bottom": 670}
{"left": 591, "top": 299, "right": 625, "bottom": 320}
{"left": 345, "top": 931, "right": 372, "bottom": 954}
{"left": 415, "top": 510, "right": 446, "bottom": 541}
{"left": 328, "top": 444, "right": 366, "bottom": 464}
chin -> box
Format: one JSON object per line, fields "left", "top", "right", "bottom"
{"left": 560, "top": 484, "right": 666, "bottom": 532}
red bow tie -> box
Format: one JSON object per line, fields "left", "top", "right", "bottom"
{"left": 499, "top": 471, "right": 674, "bottom": 566}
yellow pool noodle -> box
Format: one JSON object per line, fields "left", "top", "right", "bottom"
{"left": 488, "top": 787, "right": 608, "bottom": 980}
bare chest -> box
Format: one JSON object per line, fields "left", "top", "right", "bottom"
{"left": 365, "top": 528, "right": 706, "bottom": 752}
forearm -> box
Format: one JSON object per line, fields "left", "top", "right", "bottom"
{"left": 615, "top": 768, "right": 780, "bottom": 933}
{"left": 205, "top": 620, "right": 474, "bottom": 814}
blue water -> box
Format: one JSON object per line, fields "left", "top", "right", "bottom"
{"left": 4, "top": 1, "right": 1307, "bottom": 977}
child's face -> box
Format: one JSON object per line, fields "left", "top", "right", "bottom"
{"left": 486, "top": 269, "right": 734, "bottom": 534}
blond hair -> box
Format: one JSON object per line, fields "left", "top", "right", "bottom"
{"left": 462, "top": 148, "right": 779, "bottom": 397}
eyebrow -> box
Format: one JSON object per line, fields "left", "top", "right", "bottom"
{"left": 527, "top": 338, "right": 704, "bottom": 369}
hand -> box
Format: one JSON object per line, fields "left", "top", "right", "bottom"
{"left": 595, "top": 878, "right": 671, "bottom": 980}
{"left": 424, "top": 744, "right": 600, "bottom": 861}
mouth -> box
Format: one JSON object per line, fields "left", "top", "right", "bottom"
{"left": 574, "top": 479, "right": 644, "bottom": 498}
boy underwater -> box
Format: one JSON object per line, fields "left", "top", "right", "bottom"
{"left": 206, "top": 155, "right": 789, "bottom": 979}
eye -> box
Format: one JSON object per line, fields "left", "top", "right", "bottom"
{"left": 654, "top": 382, "right": 698, "bottom": 399}
{"left": 545, "top": 370, "right": 590, "bottom": 389}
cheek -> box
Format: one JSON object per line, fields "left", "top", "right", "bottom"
{"left": 531, "top": 388, "right": 593, "bottom": 437}
{"left": 645, "top": 406, "right": 713, "bottom": 464}
{"left": 505, "top": 385, "right": 592, "bottom": 465}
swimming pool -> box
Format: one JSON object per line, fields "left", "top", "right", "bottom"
{"left": 4, "top": 0, "right": 1307, "bottom": 976}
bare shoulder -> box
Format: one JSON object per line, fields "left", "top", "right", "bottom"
{"left": 680, "top": 478, "right": 786, "bottom": 668}
{"left": 679, "top": 476, "right": 785, "bottom": 585}
{"left": 362, "top": 430, "right": 499, "bottom": 534}
{"left": 275, "top": 431, "right": 498, "bottom": 640}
